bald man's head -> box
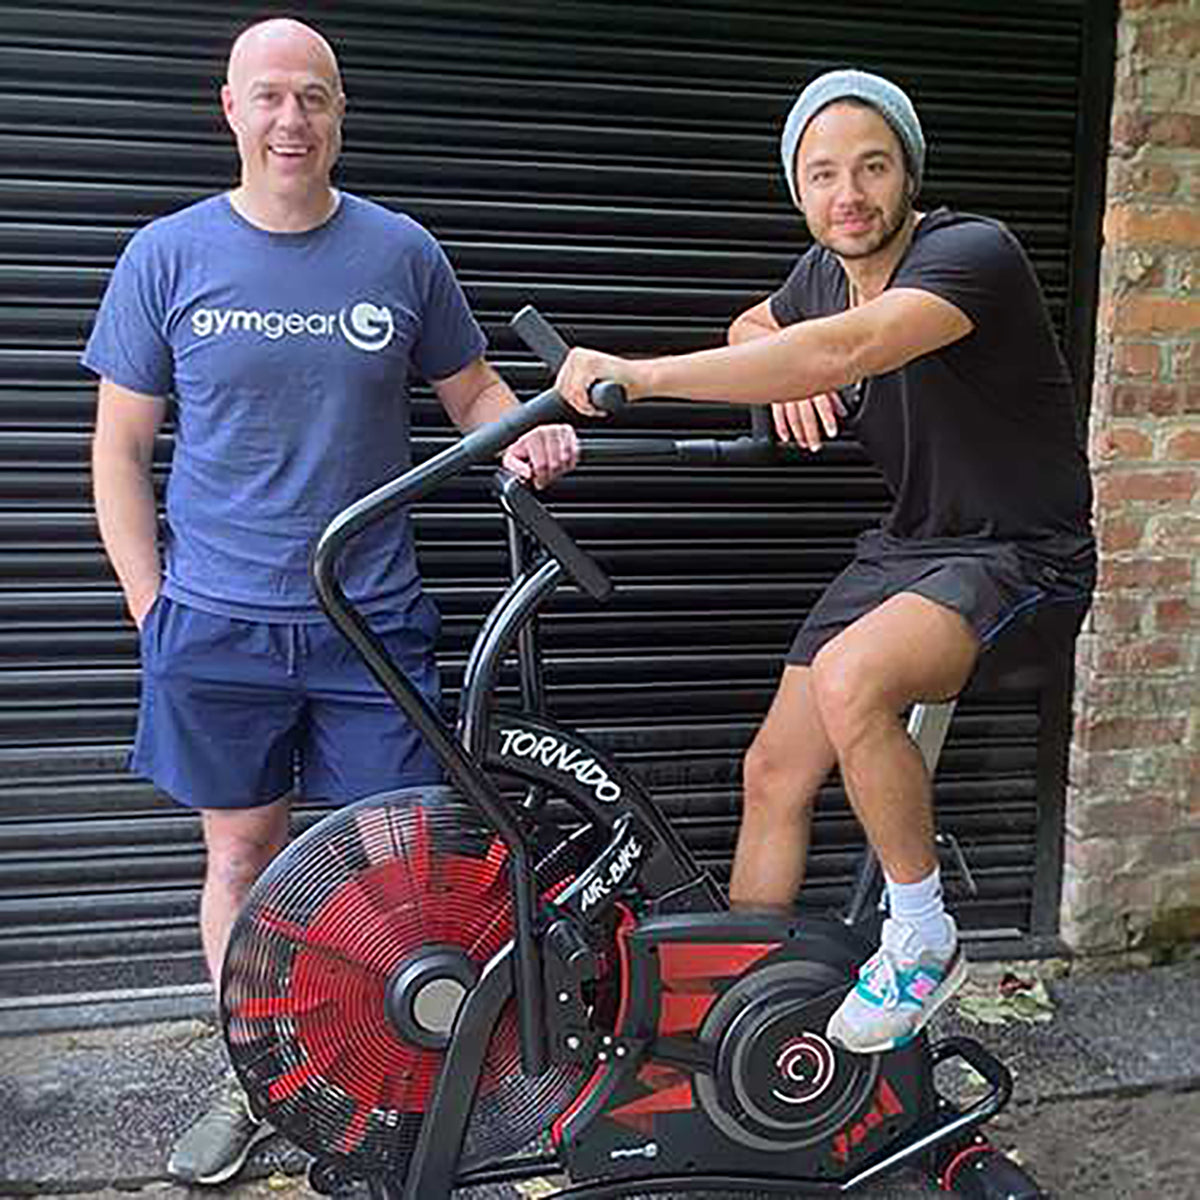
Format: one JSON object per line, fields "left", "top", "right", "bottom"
{"left": 220, "top": 18, "right": 346, "bottom": 222}
{"left": 227, "top": 18, "right": 341, "bottom": 94}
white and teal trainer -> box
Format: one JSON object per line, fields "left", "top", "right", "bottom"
{"left": 826, "top": 916, "right": 967, "bottom": 1055}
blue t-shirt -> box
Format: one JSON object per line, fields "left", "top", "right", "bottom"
{"left": 82, "top": 192, "right": 487, "bottom": 621}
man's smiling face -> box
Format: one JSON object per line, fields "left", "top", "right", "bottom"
{"left": 795, "top": 101, "right": 913, "bottom": 261}
{"left": 221, "top": 22, "right": 345, "bottom": 204}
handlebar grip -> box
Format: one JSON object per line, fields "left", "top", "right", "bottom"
{"left": 510, "top": 306, "right": 627, "bottom": 418}
{"left": 495, "top": 472, "right": 613, "bottom": 603}
{"left": 511, "top": 304, "right": 571, "bottom": 372}
{"left": 589, "top": 380, "right": 628, "bottom": 415}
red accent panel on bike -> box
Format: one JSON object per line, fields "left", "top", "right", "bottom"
{"left": 656, "top": 941, "right": 779, "bottom": 986}
{"left": 658, "top": 990, "right": 720, "bottom": 1035}
{"left": 551, "top": 903, "right": 638, "bottom": 1151}
{"left": 607, "top": 1070, "right": 695, "bottom": 1134}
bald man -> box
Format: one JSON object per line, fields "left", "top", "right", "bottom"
{"left": 84, "top": 19, "right": 576, "bottom": 1183}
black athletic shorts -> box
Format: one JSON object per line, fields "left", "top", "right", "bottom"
{"left": 786, "top": 529, "right": 1096, "bottom": 667}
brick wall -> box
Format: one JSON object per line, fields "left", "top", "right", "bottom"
{"left": 1063, "top": 0, "right": 1199, "bottom": 953}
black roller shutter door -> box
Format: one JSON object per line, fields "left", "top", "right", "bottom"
{"left": 0, "top": 0, "right": 1112, "bottom": 1011}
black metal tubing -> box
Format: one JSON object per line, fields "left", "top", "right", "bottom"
{"left": 546, "top": 1175, "right": 844, "bottom": 1197}
{"left": 458, "top": 557, "right": 565, "bottom": 759}
{"left": 929, "top": 1037, "right": 1013, "bottom": 1114}
{"left": 579, "top": 434, "right": 783, "bottom": 468}
{"left": 750, "top": 404, "right": 775, "bottom": 445}
{"left": 311, "top": 385, "right": 572, "bottom": 1080}
{"left": 312, "top": 384, "right": 571, "bottom": 816}
{"left": 505, "top": 515, "right": 549, "bottom": 719}
{"left": 511, "top": 303, "right": 573, "bottom": 370}
{"left": 842, "top": 846, "right": 884, "bottom": 928}
{"left": 511, "top": 304, "right": 781, "bottom": 469}
{"left": 400, "top": 946, "right": 517, "bottom": 1200}
{"left": 495, "top": 471, "right": 613, "bottom": 601}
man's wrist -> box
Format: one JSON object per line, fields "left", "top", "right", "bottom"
{"left": 635, "top": 357, "right": 665, "bottom": 401}
{"left": 127, "top": 582, "right": 161, "bottom": 625}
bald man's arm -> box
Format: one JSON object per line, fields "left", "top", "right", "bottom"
{"left": 92, "top": 379, "right": 166, "bottom": 626}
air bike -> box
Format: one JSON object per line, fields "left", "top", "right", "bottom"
{"left": 220, "top": 307, "right": 1046, "bottom": 1198}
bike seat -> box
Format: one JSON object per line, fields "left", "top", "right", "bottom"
{"left": 963, "top": 597, "right": 1089, "bottom": 695}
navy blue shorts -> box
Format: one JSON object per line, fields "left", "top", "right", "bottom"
{"left": 786, "top": 530, "right": 1095, "bottom": 667}
{"left": 131, "top": 595, "right": 442, "bottom": 809}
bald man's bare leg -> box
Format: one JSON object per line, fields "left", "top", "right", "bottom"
{"left": 167, "top": 798, "right": 290, "bottom": 1183}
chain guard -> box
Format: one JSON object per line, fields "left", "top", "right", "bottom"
{"left": 696, "top": 959, "right": 880, "bottom": 1153}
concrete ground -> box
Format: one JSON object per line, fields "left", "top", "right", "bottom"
{"left": 2, "top": 957, "right": 1198, "bottom": 1199}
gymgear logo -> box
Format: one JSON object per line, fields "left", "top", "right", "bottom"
{"left": 190, "top": 300, "right": 395, "bottom": 352}
{"left": 339, "top": 302, "right": 394, "bottom": 351}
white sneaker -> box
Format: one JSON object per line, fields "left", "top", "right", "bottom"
{"left": 826, "top": 917, "right": 967, "bottom": 1055}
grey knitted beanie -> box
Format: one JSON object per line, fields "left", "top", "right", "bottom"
{"left": 780, "top": 69, "right": 925, "bottom": 207}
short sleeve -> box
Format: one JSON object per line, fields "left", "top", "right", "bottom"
{"left": 81, "top": 229, "right": 175, "bottom": 396}
{"left": 892, "top": 217, "right": 1029, "bottom": 332}
{"left": 769, "top": 255, "right": 811, "bottom": 327}
{"left": 411, "top": 239, "right": 488, "bottom": 381}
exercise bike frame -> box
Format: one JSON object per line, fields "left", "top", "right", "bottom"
{"left": 308, "top": 310, "right": 1018, "bottom": 1198}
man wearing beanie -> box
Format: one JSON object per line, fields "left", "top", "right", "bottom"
{"left": 555, "top": 68, "right": 1095, "bottom": 1054}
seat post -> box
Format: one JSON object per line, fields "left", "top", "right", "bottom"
{"left": 842, "top": 699, "right": 960, "bottom": 926}
{"left": 907, "top": 699, "right": 959, "bottom": 774}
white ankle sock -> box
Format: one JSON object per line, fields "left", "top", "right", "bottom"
{"left": 885, "top": 868, "right": 955, "bottom": 954}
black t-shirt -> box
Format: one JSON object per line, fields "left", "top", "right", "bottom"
{"left": 770, "top": 209, "right": 1094, "bottom": 553}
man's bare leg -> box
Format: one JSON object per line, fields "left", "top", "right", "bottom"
{"left": 810, "top": 592, "right": 978, "bottom": 882}
{"left": 199, "top": 797, "right": 291, "bottom": 985}
{"left": 811, "top": 592, "right": 980, "bottom": 1053}
{"left": 167, "top": 797, "right": 291, "bottom": 1184}
{"left": 731, "top": 665, "right": 838, "bottom": 908}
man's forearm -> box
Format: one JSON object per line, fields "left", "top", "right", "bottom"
{"left": 454, "top": 372, "right": 518, "bottom": 430}
{"left": 92, "top": 450, "right": 161, "bottom": 621}
{"left": 644, "top": 314, "right": 860, "bottom": 405}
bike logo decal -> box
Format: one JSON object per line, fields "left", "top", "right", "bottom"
{"left": 579, "top": 834, "right": 644, "bottom": 913}
{"left": 496, "top": 728, "right": 622, "bottom": 804}
{"left": 773, "top": 1034, "right": 835, "bottom": 1105}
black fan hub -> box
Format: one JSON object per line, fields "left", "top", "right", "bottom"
{"left": 386, "top": 945, "right": 480, "bottom": 1050}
